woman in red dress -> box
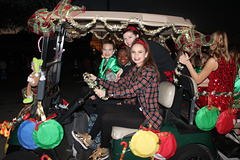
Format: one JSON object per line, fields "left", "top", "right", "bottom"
{"left": 179, "top": 30, "right": 235, "bottom": 112}
{"left": 179, "top": 30, "right": 239, "bottom": 142}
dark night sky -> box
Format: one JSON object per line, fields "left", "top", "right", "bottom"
{"left": 0, "top": 0, "right": 239, "bottom": 34}
{"left": 76, "top": 0, "right": 240, "bottom": 34}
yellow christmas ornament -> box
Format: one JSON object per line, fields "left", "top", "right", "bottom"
{"left": 129, "top": 130, "right": 160, "bottom": 158}
{"left": 0, "top": 121, "right": 12, "bottom": 137}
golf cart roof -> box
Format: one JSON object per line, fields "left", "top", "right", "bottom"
{"left": 53, "top": 11, "right": 192, "bottom": 28}
{"left": 52, "top": 11, "right": 193, "bottom": 37}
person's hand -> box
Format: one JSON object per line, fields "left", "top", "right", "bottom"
{"left": 29, "top": 73, "right": 35, "bottom": 78}
{"left": 179, "top": 53, "right": 190, "bottom": 65}
{"left": 94, "top": 89, "right": 106, "bottom": 98}
{"left": 105, "top": 68, "right": 112, "bottom": 75}
{"left": 89, "top": 74, "right": 97, "bottom": 81}
{"left": 115, "top": 68, "right": 123, "bottom": 82}
{"left": 89, "top": 95, "right": 96, "bottom": 100}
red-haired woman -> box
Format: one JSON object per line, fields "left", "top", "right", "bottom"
{"left": 121, "top": 26, "right": 176, "bottom": 83}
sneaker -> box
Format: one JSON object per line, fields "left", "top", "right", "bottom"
{"left": 23, "top": 96, "right": 33, "bottom": 104}
{"left": 71, "top": 131, "right": 93, "bottom": 149}
{"left": 88, "top": 144, "right": 109, "bottom": 160}
{"left": 225, "top": 130, "right": 240, "bottom": 144}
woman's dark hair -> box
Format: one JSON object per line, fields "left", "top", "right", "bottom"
{"left": 123, "top": 26, "right": 140, "bottom": 37}
{"left": 116, "top": 45, "right": 128, "bottom": 55}
{"left": 130, "top": 38, "right": 160, "bottom": 81}
{"left": 102, "top": 40, "right": 116, "bottom": 50}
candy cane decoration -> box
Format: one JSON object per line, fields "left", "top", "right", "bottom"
{"left": 41, "top": 154, "right": 52, "bottom": 160}
{"left": 38, "top": 36, "right": 44, "bottom": 53}
{"left": 11, "top": 113, "right": 31, "bottom": 126}
{"left": 120, "top": 141, "right": 128, "bottom": 160}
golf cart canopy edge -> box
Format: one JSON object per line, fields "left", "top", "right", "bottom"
{"left": 52, "top": 11, "right": 193, "bottom": 27}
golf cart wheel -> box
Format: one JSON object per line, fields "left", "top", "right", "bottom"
{"left": 169, "top": 144, "right": 213, "bottom": 160}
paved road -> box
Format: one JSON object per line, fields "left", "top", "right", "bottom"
{"left": 0, "top": 70, "right": 94, "bottom": 160}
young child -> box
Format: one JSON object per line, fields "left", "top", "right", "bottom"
{"left": 72, "top": 38, "right": 162, "bottom": 159}
{"left": 122, "top": 26, "right": 176, "bottom": 83}
{"left": 117, "top": 45, "right": 131, "bottom": 69}
{"left": 23, "top": 57, "right": 43, "bottom": 104}
{"left": 83, "top": 40, "right": 121, "bottom": 114}
{"left": 115, "top": 45, "right": 132, "bottom": 82}
{"left": 98, "top": 40, "right": 121, "bottom": 81}
{"left": 63, "top": 40, "right": 122, "bottom": 154}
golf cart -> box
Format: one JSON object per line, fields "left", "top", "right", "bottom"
{"left": 1, "top": 0, "right": 240, "bottom": 159}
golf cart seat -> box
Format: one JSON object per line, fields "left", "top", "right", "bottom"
{"left": 168, "top": 74, "right": 198, "bottom": 125}
{"left": 177, "top": 74, "right": 198, "bottom": 100}
{"left": 111, "top": 81, "right": 175, "bottom": 140}
{"left": 234, "top": 122, "right": 240, "bottom": 129}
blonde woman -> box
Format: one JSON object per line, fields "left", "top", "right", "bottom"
{"left": 180, "top": 31, "right": 238, "bottom": 143}
{"left": 180, "top": 30, "right": 235, "bottom": 111}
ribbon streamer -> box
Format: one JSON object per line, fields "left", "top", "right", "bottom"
{"left": 28, "top": 8, "right": 55, "bottom": 37}
{"left": 175, "top": 29, "right": 214, "bottom": 57}
{"left": 27, "top": 0, "right": 86, "bottom": 38}
{"left": 53, "top": 0, "right": 86, "bottom": 20}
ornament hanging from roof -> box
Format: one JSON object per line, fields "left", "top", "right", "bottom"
{"left": 27, "top": 0, "right": 86, "bottom": 37}
{"left": 28, "top": 8, "right": 56, "bottom": 37}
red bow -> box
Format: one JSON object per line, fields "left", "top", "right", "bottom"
{"left": 135, "top": 40, "right": 148, "bottom": 51}
{"left": 124, "top": 26, "right": 139, "bottom": 33}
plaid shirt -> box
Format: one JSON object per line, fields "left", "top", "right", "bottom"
{"left": 99, "top": 65, "right": 163, "bottom": 129}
